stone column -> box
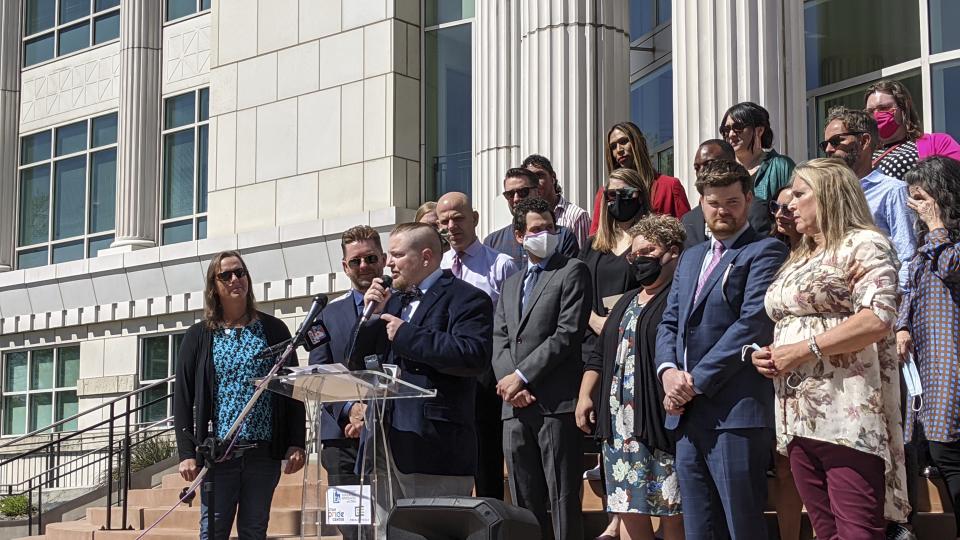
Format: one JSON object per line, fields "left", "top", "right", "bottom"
{"left": 0, "top": 0, "right": 20, "bottom": 271}
{"left": 474, "top": 0, "right": 521, "bottom": 234}
{"left": 519, "top": 1, "right": 630, "bottom": 210}
{"left": 110, "top": 1, "right": 163, "bottom": 250}
{"left": 672, "top": 0, "right": 806, "bottom": 194}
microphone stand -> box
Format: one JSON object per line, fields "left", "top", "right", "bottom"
{"left": 139, "top": 295, "right": 328, "bottom": 540}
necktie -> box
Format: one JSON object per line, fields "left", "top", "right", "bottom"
{"left": 695, "top": 241, "right": 726, "bottom": 300}
{"left": 452, "top": 252, "right": 464, "bottom": 279}
{"left": 521, "top": 266, "right": 542, "bottom": 314}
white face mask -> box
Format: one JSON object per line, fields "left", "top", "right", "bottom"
{"left": 522, "top": 230, "right": 559, "bottom": 259}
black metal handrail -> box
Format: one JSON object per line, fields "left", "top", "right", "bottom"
{"left": 0, "top": 375, "right": 177, "bottom": 535}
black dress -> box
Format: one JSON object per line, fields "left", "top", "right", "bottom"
{"left": 578, "top": 237, "right": 641, "bottom": 364}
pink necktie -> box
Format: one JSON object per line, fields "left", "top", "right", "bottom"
{"left": 452, "top": 252, "right": 463, "bottom": 279}
{"left": 695, "top": 242, "right": 726, "bottom": 300}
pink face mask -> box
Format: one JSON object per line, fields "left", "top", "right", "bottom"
{"left": 873, "top": 109, "right": 901, "bottom": 139}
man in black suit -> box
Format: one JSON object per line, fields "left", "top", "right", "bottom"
{"left": 353, "top": 222, "right": 494, "bottom": 498}
{"left": 308, "top": 225, "right": 384, "bottom": 540}
{"left": 682, "top": 139, "right": 772, "bottom": 248}
{"left": 492, "top": 198, "right": 592, "bottom": 540}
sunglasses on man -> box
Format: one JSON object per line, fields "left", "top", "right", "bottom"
{"left": 216, "top": 268, "right": 247, "bottom": 282}
{"left": 818, "top": 131, "right": 865, "bottom": 152}
{"left": 346, "top": 254, "right": 380, "bottom": 268}
{"left": 502, "top": 187, "right": 534, "bottom": 199}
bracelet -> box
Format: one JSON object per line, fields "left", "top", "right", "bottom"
{"left": 808, "top": 336, "right": 823, "bottom": 361}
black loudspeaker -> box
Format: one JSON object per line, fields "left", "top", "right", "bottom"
{"left": 385, "top": 497, "right": 541, "bottom": 540}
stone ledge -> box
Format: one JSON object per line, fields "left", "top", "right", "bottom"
{"left": 77, "top": 375, "right": 137, "bottom": 397}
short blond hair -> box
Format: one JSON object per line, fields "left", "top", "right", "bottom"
{"left": 627, "top": 214, "right": 686, "bottom": 251}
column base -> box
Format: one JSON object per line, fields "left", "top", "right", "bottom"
{"left": 0, "top": 264, "right": 11, "bottom": 272}
{"left": 102, "top": 238, "right": 157, "bottom": 256}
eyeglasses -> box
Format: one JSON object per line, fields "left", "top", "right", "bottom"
{"left": 719, "top": 122, "right": 749, "bottom": 138}
{"left": 216, "top": 268, "right": 247, "bottom": 282}
{"left": 768, "top": 201, "right": 793, "bottom": 217}
{"left": 604, "top": 187, "right": 640, "bottom": 201}
{"left": 624, "top": 250, "right": 652, "bottom": 264}
{"left": 818, "top": 131, "right": 865, "bottom": 152}
{"left": 503, "top": 187, "right": 533, "bottom": 199}
{"left": 865, "top": 105, "right": 898, "bottom": 115}
{"left": 346, "top": 254, "right": 380, "bottom": 268}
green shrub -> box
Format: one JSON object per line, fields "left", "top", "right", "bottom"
{"left": 0, "top": 495, "right": 34, "bottom": 517}
{"left": 130, "top": 438, "right": 174, "bottom": 472}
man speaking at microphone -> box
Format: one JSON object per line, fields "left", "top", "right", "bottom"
{"left": 352, "top": 222, "right": 494, "bottom": 500}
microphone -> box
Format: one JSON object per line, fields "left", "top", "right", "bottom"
{"left": 292, "top": 294, "right": 329, "bottom": 348}
{"left": 360, "top": 275, "right": 393, "bottom": 323}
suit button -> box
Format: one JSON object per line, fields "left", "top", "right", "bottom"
{"left": 516, "top": 337, "right": 522, "bottom": 344}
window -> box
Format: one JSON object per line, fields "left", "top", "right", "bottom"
{"left": 630, "top": 63, "right": 674, "bottom": 175}
{"left": 933, "top": 61, "right": 960, "bottom": 138}
{"left": 17, "top": 113, "right": 117, "bottom": 269}
{"left": 2, "top": 346, "right": 79, "bottom": 435}
{"left": 161, "top": 88, "right": 209, "bottom": 245}
{"left": 425, "top": 0, "right": 473, "bottom": 27}
{"left": 630, "top": 0, "right": 670, "bottom": 39}
{"left": 138, "top": 334, "right": 183, "bottom": 425}
{"left": 23, "top": 0, "right": 120, "bottom": 68}
{"left": 424, "top": 19, "right": 472, "bottom": 201}
{"left": 165, "top": 0, "right": 211, "bottom": 23}
{"left": 804, "top": 0, "right": 920, "bottom": 90}
{"left": 930, "top": 0, "right": 960, "bottom": 54}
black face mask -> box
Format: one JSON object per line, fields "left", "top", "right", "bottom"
{"left": 630, "top": 255, "right": 662, "bottom": 286}
{"left": 607, "top": 196, "right": 642, "bottom": 222}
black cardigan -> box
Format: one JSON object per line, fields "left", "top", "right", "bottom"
{"left": 584, "top": 286, "right": 674, "bottom": 455}
{"left": 174, "top": 312, "right": 307, "bottom": 464}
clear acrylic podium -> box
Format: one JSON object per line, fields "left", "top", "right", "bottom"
{"left": 261, "top": 364, "right": 437, "bottom": 540}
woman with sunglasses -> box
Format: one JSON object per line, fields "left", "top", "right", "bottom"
{"left": 174, "top": 251, "right": 306, "bottom": 540}
{"left": 769, "top": 185, "right": 801, "bottom": 250}
{"left": 864, "top": 80, "right": 960, "bottom": 181}
{"left": 719, "top": 102, "right": 795, "bottom": 203}
{"left": 589, "top": 122, "right": 691, "bottom": 236}
{"left": 751, "top": 159, "right": 909, "bottom": 539}
{"left": 579, "top": 168, "right": 650, "bottom": 540}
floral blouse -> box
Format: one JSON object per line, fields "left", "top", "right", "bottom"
{"left": 764, "top": 229, "right": 909, "bottom": 522}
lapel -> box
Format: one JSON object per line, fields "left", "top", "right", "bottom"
{"left": 518, "top": 255, "right": 563, "bottom": 330}
{"left": 506, "top": 264, "right": 524, "bottom": 331}
{"left": 408, "top": 270, "right": 451, "bottom": 327}
{"left": 688, "top": 227, "right": 757, "bottom": 315}
{"left": 678, "top": 242, "right": 708, "bottom": 324}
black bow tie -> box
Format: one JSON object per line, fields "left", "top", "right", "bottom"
{"left": 400, "top": 288, "right": 424, "bottom": 307}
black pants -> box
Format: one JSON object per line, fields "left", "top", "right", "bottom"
{"left": 475, "top": 381, "right": 504, "bottom": 499}
{"left": 928, "top": 440, "right": 960, "bottom": 537}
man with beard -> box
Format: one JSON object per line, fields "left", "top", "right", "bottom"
{"left": 655, "top": 159, "right": 787, "bottom": 540}
{"left": 823, "top": 106, "right": 916, "bottom": 287}
{"left": 353, "top": 222, "right": 494, "bottom": 501}
{"left": 309, "top": 225, "right": 385, "bottom": 540}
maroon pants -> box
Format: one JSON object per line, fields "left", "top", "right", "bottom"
{"left": 788, "top": 437, "right": 886, "bottom": 540}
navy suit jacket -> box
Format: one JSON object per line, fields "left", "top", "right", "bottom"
{"left": 307, "top": 291, "right": 360, "bottom": 440}
{"left": 655, "top": 226, "right": 788, "bottom": 432}
{"left": 351, "top": 270, "right": 494, "bottom": 476}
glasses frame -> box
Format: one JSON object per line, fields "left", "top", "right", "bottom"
{"left": 768, "top": 200, "right": 793, "bottom": 216}
{"left": 215, "top": 268, "right": 247, "bottom": 282}
{"left": 346, "top": 254, "right": 381, "bottom": 268}
{"left": 818, "top": 131, "right": 866, "bottom": 152}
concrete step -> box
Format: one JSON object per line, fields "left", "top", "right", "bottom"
{"left": 160, "top": 464, "right": 323, "bottom": 490}
{"left": 126, "top": 482, "right": 313, "bottom": 509}
{"left": 86, "top": 507, "right": 145, "bottom": 530}
{"left": 140, "top": 506, "right": 301, "bottom": 536}
{"left": 90, "top": 529, "right": 337, "bottom": 540}
{"left": 45, "top": 520, "right": 98, "bottom": 540}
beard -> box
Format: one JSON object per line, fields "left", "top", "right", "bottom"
{"left": 839, "top": 146, "right": 860, "bottom": 169}
{"left": 706, "top": 215, "right": 739, "bottom": 235}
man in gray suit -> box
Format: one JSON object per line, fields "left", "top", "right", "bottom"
{"left": 492, "top": 197, "right": 593, "bottom": 540}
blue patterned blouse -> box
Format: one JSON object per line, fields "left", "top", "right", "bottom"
{"left": 212, "top": 319, "right": 273, "bottom": 441}
{"left": 898, "top": 228, "right": 960, "bottom": 443}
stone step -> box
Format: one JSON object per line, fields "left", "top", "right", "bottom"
{"left": 86, "top": 506, "right": 145, "bottom": 530}
{"left": 126, "top": 482, "right": 313, "bottom": 509}
{"left": 140, "top": 506, "right": 301, "bottom": 536}
{"left": 160, "top": 464, "right": 323, "bottom": 490}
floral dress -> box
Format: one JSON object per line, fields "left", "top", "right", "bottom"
{"left": 764, "top": 229, "right": 910, "bottom": 522}
{"left": 602, "top": 296, "right": 682, "bottom": 515}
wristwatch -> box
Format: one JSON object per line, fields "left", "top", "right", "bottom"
{"left": 808, "top": 336, "right": 823, "bottom": 361}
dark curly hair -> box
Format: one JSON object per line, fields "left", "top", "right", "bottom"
{"left": 512, "top": 197, "right": 556, "bottom": 235}
{"left": 903, "top": 156, "right": 960, "bottom": 244}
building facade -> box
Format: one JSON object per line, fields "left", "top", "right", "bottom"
{"left": 0, "top": 0, "right": 956, "bottom": 436}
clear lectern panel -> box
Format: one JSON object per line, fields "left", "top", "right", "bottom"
{"left": 261, "top": 365, "right": 436, "bottom": 540}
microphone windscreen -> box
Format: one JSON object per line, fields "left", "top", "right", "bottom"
{"left": 381, "top": 275, "right": 393, "bottom": 289}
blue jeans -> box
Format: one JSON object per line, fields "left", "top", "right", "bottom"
{"left": 199, "top": 444, "right": 281, "bottom": 540}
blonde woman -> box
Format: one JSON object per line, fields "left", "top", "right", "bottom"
{"left": 751, "top": 158, "right": 909, "bottom": 540}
